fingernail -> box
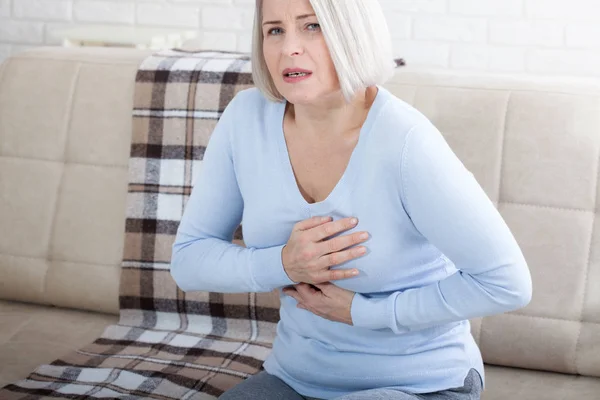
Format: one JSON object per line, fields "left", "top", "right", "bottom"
{"left": 351, "top": 218, "right": 358, "bottom": 225}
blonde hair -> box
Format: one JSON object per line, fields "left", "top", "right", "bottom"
{"left": 252, "top": 0, "right": 395, "bottom": 103}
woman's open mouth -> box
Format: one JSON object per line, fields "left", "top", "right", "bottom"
{"left": 283, "top": 69, "right": 313, "bottom": 83}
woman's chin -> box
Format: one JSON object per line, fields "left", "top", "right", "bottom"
{"left": 279, "top": 89, "right": 331, "bottom": 106}
{"left": 283, "top": 95, "right": 315, "bottom": 105}
{"left": 278, "top": 83, "right": 343, "bottom": 105}
{"left": 277, "top": 85, "right": 309, "bottom": 103}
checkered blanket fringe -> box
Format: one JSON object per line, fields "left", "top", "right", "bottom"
{"left": 0, "top": 49, "right": 280, "bottom": 400}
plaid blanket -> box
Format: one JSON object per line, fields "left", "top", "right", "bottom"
{"left": 0, "top": 49, "right": 405, "bottom": 399}
{"left": 0, "top": 49, "right": 277, "bottom": 400}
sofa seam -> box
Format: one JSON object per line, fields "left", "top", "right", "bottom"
{"left": 0, "top": 252, "right": 119, "bottom": 268}
{"left": 571, "top": 102, "right": 600, "bottom": 375}
{"left": 9, "top": 54, "right": 147, "bottom": 66}
{"left": 0, "top": 154, "right": 127, "bottom": 170}
{"left": 0, "top": 58, "right": 9, "bottom": 149}
{"left": 387, "top": 80, "right": 600, "bottom": 98}
{"left": 496, "top": 91, "right": 511, "bottom": 204}
{"left": 500, "top": 201, "right": 594, "bottom": 213}
{"left": 43, "top": 62, "right": 83, "bottom": 306}
{"left": 506, "top": 312, "right": 599, "bottom": 325}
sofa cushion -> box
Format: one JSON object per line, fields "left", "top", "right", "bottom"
{"left": 0, "top": 300, "right": 117, "bottom": 388}
{"left": 481, "top": 365, "right": 600, "bottom": 400}
{"left": 0, "top": 47, "right": 154, "bottom": 314}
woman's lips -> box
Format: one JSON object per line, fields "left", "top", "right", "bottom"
{"left": 283, "top": 72, "right": 313, "bottom": 83}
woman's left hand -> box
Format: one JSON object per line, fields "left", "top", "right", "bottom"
{"left": 282, "top": 282, "right": 356, "bottom": 325}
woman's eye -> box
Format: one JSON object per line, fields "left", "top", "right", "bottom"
{"left": 307, "top": 23, "right": 321, "bottom": 31}
{"left": 267, "top": 28, "right": 283, "bottom": 35}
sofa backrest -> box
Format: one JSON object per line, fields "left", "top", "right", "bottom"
{"left": 0, "top": 47, "right": 598, "bottom": 378}
{"left": 0, "top": 47, "right": 152, "bottom": 314}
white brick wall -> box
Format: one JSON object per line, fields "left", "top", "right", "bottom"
{"left": 1, "top": 0, "right": 600, "bottom": 79}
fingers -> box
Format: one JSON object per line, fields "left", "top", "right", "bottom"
{"left": 312, "top": 283, "right": 332, "bottom": 295}
{"left": 313, "top": 282, "right": 332, "bottom": 291}
{"left": 316, "top": 244, "right": 366, "bottom": 272}
{"left": 314, "top": 267, "right": 359, "bottom": 283}
{"left": 284, "top": 283, "right": 320, "bottom": 301}
{"left": 294, "top": 216, "right": 332, "bottom": 232}
{"left": 289, "top": 216, "right": 368, "bottom": 285}
{"left": 319, "top": 230, "right": 369, "bottom": 256}
{"left": 295, "top": 282, "right": 318, "bottom": 296}
{"left": 282, "top": 286, "right": 300, "bottom": 300}
{"left": 310, "top": 217, "right": 358, "bottom": 242}
{"left": 283, "top": 285, "right": 310, "bottom": 310}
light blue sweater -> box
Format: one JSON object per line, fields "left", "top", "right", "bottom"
{"left": 170, "top": 86, "right": 532, "bottom": 399}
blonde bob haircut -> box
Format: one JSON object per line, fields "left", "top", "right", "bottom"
{"left": 252, "top": 0, "right": 396, "bottom": 103}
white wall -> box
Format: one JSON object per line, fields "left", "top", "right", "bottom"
{"left": 1, "top": 0, "right": 600, "bottom": 80}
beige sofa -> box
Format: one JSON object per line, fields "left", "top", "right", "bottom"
{"left": 1, "top": 46, "right": 599, "bottom": 399}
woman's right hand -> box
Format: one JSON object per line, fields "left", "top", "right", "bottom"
{"left": 282, "top": 216, "right": 370, "bottom": 285}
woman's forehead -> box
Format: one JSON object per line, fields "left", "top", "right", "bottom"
{"left": 262, "top": 0, "right": 315, "bottom": 19}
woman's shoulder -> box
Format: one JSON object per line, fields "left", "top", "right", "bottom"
{"left": 376, "top": 87, "right": 433, "bottom": 135}
{"left": 376, "top": 88, "right": 460, "bottom": 170}
{"left": 220, "top": 88, "right": 278, "bottom": 151}
{"left": 227, "top": 87, "right": 272, "bottom": 113}
{"left": 369, "top": 87, "right": 436, "bottom": 151}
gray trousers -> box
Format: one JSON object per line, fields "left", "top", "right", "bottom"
{"left": 218, "top": 368, "right": 481, "bottom": 400}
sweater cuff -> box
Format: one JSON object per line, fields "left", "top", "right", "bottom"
{"left": 250, "top": 244, "right": 296, "bottom": 291}
{"left": 350, "top": 293, "right": 390, "bottom": 330}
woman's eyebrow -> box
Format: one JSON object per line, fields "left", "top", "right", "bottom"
{"left": 263, "top": 13, "right": 316, "bottom": 26}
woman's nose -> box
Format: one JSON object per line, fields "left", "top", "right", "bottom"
{"left": 281, "top": 33, "right": 304, "bottom": 57}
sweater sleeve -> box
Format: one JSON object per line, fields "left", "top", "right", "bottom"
{"left": 351, "top": 121, "right": 532, "bottom": 333}
{"left": 170, "top": 93, "right": 295, "bottom": 293}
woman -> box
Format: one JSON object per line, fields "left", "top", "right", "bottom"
{"left": 170, "top": 0, "right": 533, "bottom": 399}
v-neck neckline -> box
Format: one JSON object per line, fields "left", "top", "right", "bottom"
{"left": 273, "top": 86, "right": 386, "bottom": 215}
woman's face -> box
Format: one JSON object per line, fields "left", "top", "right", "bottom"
{"left": 261, "top": 0, "right": 340, "bottom": 105}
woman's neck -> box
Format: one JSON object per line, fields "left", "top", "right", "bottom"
{"left": 285, "top": 86, "right": 378, "bottom": 141}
